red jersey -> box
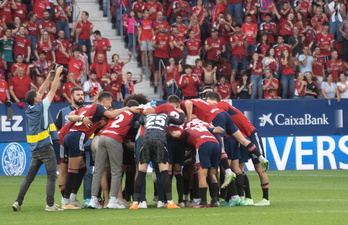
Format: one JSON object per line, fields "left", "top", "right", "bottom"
{"left": 178, "top": 74, "right": 201, "bottom": 97}
{"left": 316, "top": 32, "right": 334, "bottom": 56}
{"left": 172, "top": 0, "right": 191, "bottom": 20}
{"left": 23, "top": 21, "right": 39, "bottom": 37}
{"left": 1, "top": 2, "right": 13, "bottom": 24}
{"left": 259, "top": 22, "right": 276, "bottom": 44}
{"left": 312, "top": 56, "right": 325, "bottom": 77}
{"left": 144, "top": 1, "right": 163, "bottom": 20}
{"left": 192, "top": 66, "right": 203, "bottom": 81}
{"left": 90, "top": 62, "right": 111, "bottom": 82}
{"left": 262, "top": 78, "right": 279, "bottom": 99}
{"left": 111, "top": 62, "right": 124, "bottom": 74}
{"left": 279, "top": 17, "right": 293, "bottom": 36}
{"left": 13, "top": 3, "right": 27, "bottom": 22}
{"left": 230, "top": 34, "right": 246, "bottom": 55}
{"left": 132, "top": 1, "right": 145, "bottom": 13}
{"left": 0, "top": 80, "right": 8, "bottom": 102}
{"left": 100, "top": 110, "right": 139, "bottom": 142}
{"left": 13, "top": 35, "right": 31, "bottom": 57}
{"left": 68, "top": 103, "right": 107, "bottom": 139}
{"left": 251, "top": 59, "right": 263, "bottom": 75}
{"left": 212, "top": 3, "right": 226, "bottom": 23}
{"left": 62, "top": 81, "right": 79, "bottom": 101}
{"left": 9, "top": 75, "right": 33, "bottom": 99}
{"left": 76, "top": 20, "right": 93, "bottom": 39}
{"left": 241, "top": 23, "right": 258, "bottom": 44}
{"left": 216, "top": 100, "right": 255, "bottom": 137}
{"left": 54, "top": 39, "right": 70, "bottom": 64}
{"left": 139, "top": 19, "right": 154, "bottom": 41}
{"left": 38, "top": 20, "right": 56, "bottom": 41}
{"left": 153, "top": 33, "right": 171, "bottom": 58}
{"left": 180, "top": 98, "right": 224, "bottom": 123}
{"left": 280, "top": 59, "right": 296, "bottom": 75}
{"left": 153, "top": 20, "right": 171, "bottom": 33}
{"left": 311, "top": 16, "right": 328, "bottom": 33}
{"left": 170, "top": 35, "right": 185, "bottom": 58}
{"left": 205, "top": 37, "right": 225, "bottom": 61}
{"left": 297, "top": 0, "right": 310, "bottom": 18}
{"left": 106, "top": 80, "right": 122, "bottom": 100}
{"left": 181, "top": 126, "right": 219, "bottom": 149}
{"left": 294, "top": 81, "right": 305, "bottom": 97}
{"left": 54, "top": 5, "right": 70, "bottom": 21}
{"left": 11, "top": 63, "right": 28, "bottom": 75}
{"left": 172, "top": 23, "right": 187, "bottom": 38}
{"left": 36, "top": 41, "right": 53, "bottom": 61}
{"left": 92, "top": 38, "right": 111, "bottom": 62}
{"left": 326, "top": 59, "right": 344, "bottom": 81}
{"left": 192, "top": 6, "right": 205, "bottom": 21}
{"left": 68, "top": 56, "right": 84, "bottom": 79}
{"left": 33, "top": 0, "right": 49, "bottom": 20}
{"left": 165, "top": 65, "right": 181, "bottom": 83}
{"left": 273, "top": 44, "right": 291, "bottom": 61}
{"left": 0, "top": 20, "right": 5, "bottom": 38}
{"left": 185, "top": 39, "right": 201, "bottom": 56}
{"left": 217, "top": 82, "right": 231, "bottom": 99}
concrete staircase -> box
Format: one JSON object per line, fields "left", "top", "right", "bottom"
{"left": 77, "top": 0, "right": 160, "bottom": 101}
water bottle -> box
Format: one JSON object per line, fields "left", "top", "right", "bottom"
{"left": 150, "top": 99, "right": 157, "bottom": 108}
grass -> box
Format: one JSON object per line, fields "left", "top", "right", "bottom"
{"left": 0, "top": 170, "right": 347, "bottom": 225}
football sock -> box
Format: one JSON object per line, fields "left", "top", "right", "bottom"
{"left": 227, "top": 180, "right": 238, "bottom": 201}
{"left": 192, "top": 173, "right": 200, "bottom": 199}
{"left": 134, "top": 170, "right": 146, "bottom": 202}
{"left": 64, "top": 169, "right": 78, "bottom": 199}
{"left": 220, "top": 158, "right": 230, "bottom": 171}
{"left": 59, "top": 185, "right": 65, "bottom": 197}
{"left": 210, "top": 182, "right": 219, "bottom": 204}
{"left": 246, "top": 142, "right": 261, "bottom": 158}
{"left": 220, "top": 172, "right": 226, "bottom": 199}
{"left": 243, "top": 172, "right": 252, "bottom": 199}
{"left": 72, "top": 167, "right": 87, "bottom": 196}
{"left": 175, "top": 173, "right": 184, "bottom": 203}
{"left": 199, "top": 187, "right": 208, "bottom": 205}
{"left": 161, "top": 170, "right": 173, "bottom": 201}
{"left": 236, "top": 173, "right": 244, "bottom": 197}
{"left": 261, "top": 183, "right": 269, "bottom": 200}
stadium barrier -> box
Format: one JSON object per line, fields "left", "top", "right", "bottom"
{"left": 1, "top": 99, "right": 347, "bottom": 176}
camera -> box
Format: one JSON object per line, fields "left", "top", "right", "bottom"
{"left": 51, "top": 63, "right": 68, "bottom": 74}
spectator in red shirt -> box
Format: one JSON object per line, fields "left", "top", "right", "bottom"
{"left": 35, "top": 30, "right": 55, "bottom": 63}
{"left": 185, "top": 29, "right": 202, "bottom": 66}
{"left": 9, "top": 67, "right": 34, "bottom": 102}
{"left": 91, "top": 30, "right": 111, "bottom": 63}
{"left": 259, "top": 13, "right": 277, "bottom": 46}
{"left": 12, "top": 0, "right": 27, "bottom": 23}
{"left": 138, "top": 9, "right": 154, "bottom": 72}
{"left": 316, "top": 22, "right": 334, "bottom": 61}
{"left": 178, "top": 65, "right": 201, "bottom": 99}
{"left": 0, "top": 72, "right": 10, "bottom": 103}
{"left": 311, "top": 7, "right": 328, "bottom": 35}
{"left": 230, "top": 24, "right": 248, "bottom": 82}
{"left": 250, "top": 52, "right": 264, "bottom": 99}
{"left": 132, "top": 0, "right": 145, "bottom": 18}
{"left": 326, "top": 50, "right": 345, "bottom": 81}
{"left": 242, "top": 14, "right": 258, "bottom": 56}
{"left": 212, "top": 0, "right": 227, "bottom": 24}
{"left": 54, "top": 0, "right": 71, "bottom": 40}
{"left": 152, "top": 24, "right": 171, "bottom": 93}
{"left": 90, "top": 53, "right": 111, "bottom": 84}
{"left": 105, "top": 71, "right": 123, "bottom": 101}
{"left": 13, "top": 26, "right": 31, "bottom": 62}
{"left": 262, "top": 68, "right": 279, "bottom": 99}
{"left": 172, "top": 14, "right": 188, "bottom": 38}
{"left": 312, "top": 46, "right": 325, "bottom": 84}
{"left": 294, "top": 0, "right": 311, "bottom": 18}
{"left": 172, "top": 0, "right": 191, "bottom": 25}
{"left": 153, "top": 11, "right": 170, "bottom": 34}
{"left": 273, "top": 35, "right": 291, "bottom": 62}
{"left": 76, "top": 11, "right": 94, "bottom": 63}
{"left": 24, "top": 12, "right": 39, "bottom": 61}
{"left": 143, "top": 0, "right": 163, "bottom": 21}
{"left": 170, "top": 26, "right": 185, "bottom": 62}
{"left": 34, "top": 51, "right": 52, "bottom": 79}
{"left": 54, "top": 29, "right": 70, "bottom": 67}
{"left": 165, "top": 57, "right": 182, "bottom": 96}
{"left": 110, "top": 53, "right": 132, "bottom": 85}
{"left": 68, "top": 48, "right": 84, "bottom": 82}
{"left": 39, "top": 10, "right": 57, "bottom": 42}
{"left": 32, "top": 0, "right": 49, "bottom": 21}
{"left": 204, "top": 28, "right": 226, "bottom": 67}
{"left": 0, "top": 0, "right": 14, "bottom": 26}
{"left": 273, "top": 5, "right": 294, "bottom": 43}
{"left": 280, "top": 49, "right": 297, "bottom": 99}
{"left": 62, "top": 72, "right": 82, "bottom": 103}
{"left": 11, "top": 54, "right": 30, "bottom": 76}
{"left": 217, "top": 76, "right": 231, "bottom": 99}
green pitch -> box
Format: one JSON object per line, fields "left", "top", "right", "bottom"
{"left": 1, "top": 170, "right": 346, "bottom": 225}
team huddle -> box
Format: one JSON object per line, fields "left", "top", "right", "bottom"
{"left": 12, "top": 69, "right": 270, "bottom": 211}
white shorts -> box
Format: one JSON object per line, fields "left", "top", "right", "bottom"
{"left": 185, "top": 55, "right": 200, "bottom": 66}
{"left": 140, "top": 40, "right": 154, "bottom": 52}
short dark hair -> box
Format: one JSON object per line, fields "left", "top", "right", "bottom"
{"left": 25, "top": 90, "right": 37, "bottom": 105}
{"left": 167, "top": 95, "right": 181, "bottom": 104}
{"left": 71, "top": 87, "right": 83, "bottom": 95}
{"left": 82, "top": 11, "right": 89, "bottom": 17}
{"left": 97, "top": 91, "right": 113, "bottom": 102}
{"left": 205, "top": 91, "right": 221, "bottom": 102}
{"left": 125, "top": 99, "right": 139, "bottom": 107}
{"left": 93, "top": 30, "right": 101, "bottom": 36}
{"left": 73, "top": 48, "right": 81, "bottom": 54}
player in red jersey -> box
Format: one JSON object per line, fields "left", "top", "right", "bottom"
{"left": 171, "top": 119, "right": 224, "bottom": 208}
{"left": 205, "top": 91, "right": 270, "bottom": 206}
{"left": 204, "top": 28, "right": 226, "bottom": 67}
{"left": 12, "top": 26, "right": 31, "bottom": 63}
{"left": 88, "top": 100, "right": 141, "bottom": 209}
{"left": 91, "top": 30, "right": 111, "bottom": 63}
{"left": 316, "top": 22, "right": 334, "bottom": 61}
{"left": 185, "top": 30, "right": 202, "bottom": 66}
{"left": 152, "top": 25, "right": 171, "bottom": 93}
{"left": 60, "top": 92, "right": 137, "bottom": 209}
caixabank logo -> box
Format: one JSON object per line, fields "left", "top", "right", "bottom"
{"left": 258, "top": 113, "right": 331, "bottom": 127}
{"left": 2, "top": 142, "right": 26, "bottom": 176}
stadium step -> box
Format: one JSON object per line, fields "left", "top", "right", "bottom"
{"left": 77, "top": 0, "right": 161, "bottom": 101}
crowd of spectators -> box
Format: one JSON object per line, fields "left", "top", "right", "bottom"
{"left": 1, "top": 0, "right": 348, "bottom": 104}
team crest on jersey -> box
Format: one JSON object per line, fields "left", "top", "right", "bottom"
{"left": 2, "top": 142, "right": 26, "bottom": 176}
